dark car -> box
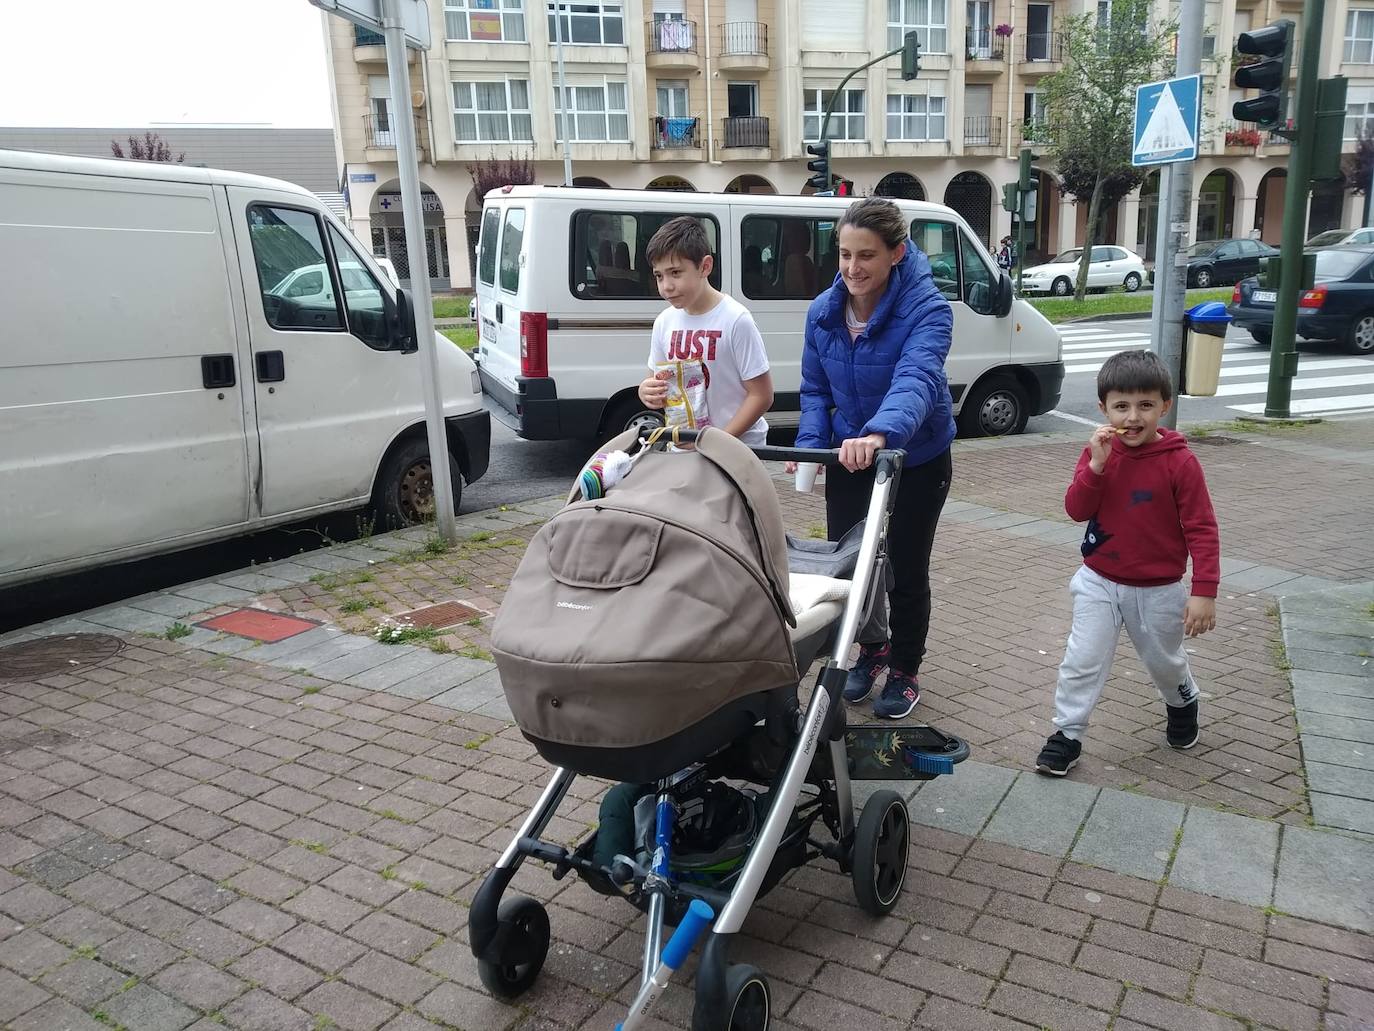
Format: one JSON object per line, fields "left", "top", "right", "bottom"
{"left": 1227, "top": 244, "right": 1374, "bottom": 354}
{"left": 1183, "top": 238, "right": 1279, "bottom": 288}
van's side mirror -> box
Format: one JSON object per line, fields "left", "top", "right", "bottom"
{"left": 994, "top": 272, "right": 1014, "bottom": 318}
{"left": 391, "top": 288, "right": 419, "bottom": 353}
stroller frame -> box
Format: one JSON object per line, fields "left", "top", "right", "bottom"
{"left": 469, "top": 438, "right": 918, "bottom": 1031}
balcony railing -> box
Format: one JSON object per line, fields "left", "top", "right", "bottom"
{"left": 363, "top": 113, "right": 428, "bottom": 155}
{"left": 1021, "top": 32, "right": 1064, "bottom": 62}
{"left": 721, "top": 21, "right": 768, "bottom": 56}
{"left": 354, "top": 25, "right": 385, "bottom": 46}
{"left": 651, "top": 116, "right": 701, "bottom": 149}
{"left": 965, "top": 26, "right": 1005, "bottom": 59}
{"left": 648, "top": 18, "right": 697, "bottom": 55}
{"left": 723, "top": 115, "right": 769, "bottom": 148}
{"left": 964, "top": 115, "right": 1002, "bottom": 147}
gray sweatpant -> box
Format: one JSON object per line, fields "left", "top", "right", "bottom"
{"left": 1052, "top": 566, "right": 1200, "bottom": 741}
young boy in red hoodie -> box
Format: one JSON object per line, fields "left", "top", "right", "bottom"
{"left": 1036, "top": 350, "right": 1220, "bottom": 776}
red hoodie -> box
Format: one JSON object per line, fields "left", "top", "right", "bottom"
{"left": 1064, "top": 428, "right": 1220, "bottom": 597}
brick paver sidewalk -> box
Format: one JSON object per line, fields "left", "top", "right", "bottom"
{"left": 1, "top": 642, "right": 1372, "bottom": 1031}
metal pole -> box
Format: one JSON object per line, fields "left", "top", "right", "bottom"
{"left": 1367, "top": 156, "right": 1373, "bottom": 227}
{"left": 1265, "top": 0, "right": 1325, "bottom": 419}
{"left": 553, "top": 1, "right": 573, "bottom": 186}
{"left": 1152, "top": 0, "right": 1204, "bottom": 430}
{"left": 816, "top": 42, "right": 906, "bottom": 177}
{"left": 1148, "top": 163, "right": 1171, "bottom": 372}
{"left": 381, "top": 0, "right": 457, "bottom": 540}
{"left": 1017, "top": 146, "right": 1029, "bottom": 295}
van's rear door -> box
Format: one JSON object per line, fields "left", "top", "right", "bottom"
{"left": 0, "top": 164, "right": 252, "bottom": 580}
{"left": 474, "top": 204, "right": 519, "bottom": 396}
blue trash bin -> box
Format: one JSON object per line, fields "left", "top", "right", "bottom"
{"left": 1182, "top": 301, "right": 1232, "bottom": 396}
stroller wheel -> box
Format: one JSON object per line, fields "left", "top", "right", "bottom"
{"left": 724, "top": 964, "right": 770, "bottom": 1030}
{"left": 852, "top": 790, "right": 910, "bottom": 916}
{"left": 476, "top": 896, "right": 550, "bottom": 998}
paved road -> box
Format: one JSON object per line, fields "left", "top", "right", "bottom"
{"left": 1040, "top": 317, "right": 1374, "bottom": 431}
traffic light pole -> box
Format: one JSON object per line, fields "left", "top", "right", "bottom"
{"left": 815, "top": 43, "right": 909, "bottom": 180}
{"left": 1265, "top": 0, "right": 1326, "bottom": 419}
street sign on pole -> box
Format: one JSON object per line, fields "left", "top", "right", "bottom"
{"left": 1132, "top": 74, "right": 1201, "bottom": 166}
{"left": 308, "top": 0, "right": 430, "bottom": 48}
{"left": 311, "top": 0, "right": 459, "bottom": 541}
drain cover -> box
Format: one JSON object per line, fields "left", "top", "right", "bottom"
{"left": 0, "top": 634, "right": 125, "bottom": 683}
{"left": 397, "top": 601, "right": 483, "bottom": 629}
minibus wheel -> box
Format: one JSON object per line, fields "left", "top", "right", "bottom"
{"left": 371, "top": 437, "right": 462, "bottom": 530}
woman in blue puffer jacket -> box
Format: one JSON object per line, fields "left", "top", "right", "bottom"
{"left": 791, "top": 197, "right": 954, "bottom": 720}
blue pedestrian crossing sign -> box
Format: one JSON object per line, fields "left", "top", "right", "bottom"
{"left": 1132, "top": 74, "right": 1201, "bottom": 166}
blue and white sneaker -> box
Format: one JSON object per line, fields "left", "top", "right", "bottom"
{"left": 873, "top": 669, "right": 920, "bottom": 720}
{"left": 842, "top": 642, "right": 891, "bottom": 703}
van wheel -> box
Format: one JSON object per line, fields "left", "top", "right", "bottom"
{"left": 958, "top": 376, "right": 1030, "bottom": 437}
{"left": 371, "top": 437, "right": 462, "bottom": 530}
{"left": 604, "top": 398, "right": 665, "bottom": 441}
{"left": 1051, "top": 277, "right": 1072, "bottom": 297}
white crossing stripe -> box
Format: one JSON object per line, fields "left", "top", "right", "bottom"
{"left": 1229, "top": 393, "right": 1374, "bottom": 416}
{"left": 1214, "top": 371, "right": 1374, "bottom": 397}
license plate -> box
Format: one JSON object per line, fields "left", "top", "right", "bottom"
{"left": 1252, "top": 290, "right": 1277, "bottom": 303}
{"left": 481, "top": 317, "right": 496, "bottom": 341}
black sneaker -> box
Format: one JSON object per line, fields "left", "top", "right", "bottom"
{"left": 1035, "top": 731, "right": 1082, "bottom": 776}
{"left": 873, "top": 668, "right": 920, "bottom": 719}
{"left": 1166, "top": 700, "right": 1199, "bottom": 749}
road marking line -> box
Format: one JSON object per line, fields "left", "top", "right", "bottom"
{"left": 1046, "top": 409, "right": 1101, "bottom": 427}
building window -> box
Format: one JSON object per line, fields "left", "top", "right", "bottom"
{"left": 553, "top": 80, "right": 630, "bottom": 141}
{"left": 886, "top": 94, "right": 945, "bottom": 141}
{"left": 656, "top": 80, "right": 690, "bottom": 118}
{"left": 547, "top": 1, "right": 624, "bottom": 45}
{"left": 453, "top": 80, "right": 533, "bottom": 142}
{"left": 887, "top": 0, "right": 947, "bottom": 55}
{"left": 803, "top": 87, "right": 866, "bottom": 141}
{"left": 445, "top": 0, "right": 526, "bottom": 41}
{"left": 1345, "top": 89, "right": 1374, "bottom": 139}
{"left": 1346, "top": 9, "right": 1374, "bottom": 63}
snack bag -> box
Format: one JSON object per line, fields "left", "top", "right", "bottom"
{"left": 654, "top": 360, "right": 711, "bottom": 430}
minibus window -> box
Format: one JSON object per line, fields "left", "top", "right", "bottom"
{"left": 478, "top": 207, "right": 500, "bottom": 286}
{"left": 959, "top": 230, "right": 997, "bottom": 315}
{"left": 740, "top": 215, "right": 834, "bottom": 300}
{"left": 909, "top": 219, "right": 960, "bottom": 302}
{"left": 247, "top": 205, "right": 343, "bottom": 331}
{"left": 499, "top": 207, "right": 526, "bottom": 294}
{"left": 570, "top": 211, "right": 720, "bottom": 299}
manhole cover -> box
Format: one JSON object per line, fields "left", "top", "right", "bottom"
{"left": 397, "top": 601, "right": 483, "bottom": 629}
{"left": 0, "top": 633, "right": 125, "bottom": 683}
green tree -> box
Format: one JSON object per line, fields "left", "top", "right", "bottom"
{"left": 1037, "top": 0, "right": 1176, "bottom": 300}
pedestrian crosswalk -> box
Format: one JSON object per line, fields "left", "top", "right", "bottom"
{"left": 1057, "top": 323, "right": 1374, "bottom": 418}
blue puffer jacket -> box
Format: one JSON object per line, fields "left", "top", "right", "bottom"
{"left": 796, "top": 240, "right": 956, "bottom": 464}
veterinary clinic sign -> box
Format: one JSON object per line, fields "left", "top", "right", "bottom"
{"left": 375, "top": 192, "right": 444, "bottom": 214}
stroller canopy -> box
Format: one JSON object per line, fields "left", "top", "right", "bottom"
{"left": 492, "top": 428, "right": 799, "bottom": 753}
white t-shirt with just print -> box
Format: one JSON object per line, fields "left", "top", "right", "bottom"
{"left": 647, "top": 294, "right": 770, "bottom": 445}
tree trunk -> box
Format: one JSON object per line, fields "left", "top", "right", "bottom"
{"left": 1073, "top": 176, "right": 1106, "bottom": 302}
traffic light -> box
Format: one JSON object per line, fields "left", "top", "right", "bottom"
{"left": 901, "top": 30, "right": 921, "bottom": 81}
{"left": 1018, "top": 147, "right": 1035, "bottom": 193}
{"left": 1232, "top": 20, "right": 1294, "bottom": 130}
{"left": 835, "top": 178, "right": 852, "bottom": 197}
{"left": 1001, "top": 182, "right": 1019, "bottom": 214}
{"left": 806, "top": 140, "right": 830, "bottom": 192}
{"left": 1311, "top": 75, "right": 1349, "bottom": 181}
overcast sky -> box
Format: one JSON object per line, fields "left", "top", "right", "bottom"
{"left": 8, "top": 0, "right": 333, "bottom": 128}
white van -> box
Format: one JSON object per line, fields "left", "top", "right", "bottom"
{"left": 474, "top": 186, "right": 1063, "bottom": 441}
{"left": 0, "top": 150, "right": 490, "bottom": 589}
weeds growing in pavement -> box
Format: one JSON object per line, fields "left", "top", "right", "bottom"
{"left": 164, "top": 622, "right": 193, "bottom": 641}
{"left": 373, "top": 618, "right": 440, "bottom": 646}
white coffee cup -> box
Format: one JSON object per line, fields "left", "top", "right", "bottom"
{"left": 794, "top": 462, "right": 819, "bottom": 493}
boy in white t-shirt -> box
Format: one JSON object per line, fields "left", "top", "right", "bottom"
{"left": 637, "top": 216, "right": 774, "bottom": 444}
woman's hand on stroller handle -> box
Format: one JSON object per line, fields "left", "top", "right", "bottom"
{"left": 634, "top": 426, "right": 905, "bottom": 471}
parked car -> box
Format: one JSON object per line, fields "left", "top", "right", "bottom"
{"left": 1182, "top": 238, "right": 1278, "bottom": 288}
{"left": 374, "top": 255, "right": 401, "bottom": 287}
{"left": 473, "top": 185, "right": 1065, "bottom": 440}
{"left": 469, "top": 295, "right": 477, "bottom": 322}
{"left": 1304, "top": 227, "right": 1374, "bottom": 250}
{"left": 0, "top": 149, "right": 491, "bottom": 589}
{"left": 1227, "top": 244, "right": 1374, "bottom": 354}
{"left": 1019, "top": 245, "right": 1148, "bottom": 296}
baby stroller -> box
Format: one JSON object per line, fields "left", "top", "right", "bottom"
{"left": 470, "top": 427, "right": 968, "bottom": 1030}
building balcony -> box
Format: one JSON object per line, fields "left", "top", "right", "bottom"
{"left": 363, "top": 113, "right": 428, "bottom": 162}
{"left": 718, "top": 22, "right": 769, "bottom": 71}
{"left": 965, "top": 26, "right": 1006, "bottom": 71}
{"left": 647, "top": 19, "right": 699, "bottom": 69}
{"left": 650, "top": 116, "right": 703, "bottom": 156}
{"left": 722, "top": 115, "right": 770, "bottom": 151}
{"left": 964, "top": 115, "right": 1002, "bottom": 150}
{"left": 354, "top": 24, "right": 386, "bottom": 62}
{"left": 1017, "top": 120, "right": 1053, "bottom": 148}
{"left": 1020, "top": 32, "right": 1064, "bottom": 70}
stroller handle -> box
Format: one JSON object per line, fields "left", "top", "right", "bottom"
{"left": 637, "top": 426, "right": 907, "bottom": 471}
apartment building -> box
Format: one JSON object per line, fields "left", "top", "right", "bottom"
{"left": 322, "top": 0, "right": 1374, "bottom": 290}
